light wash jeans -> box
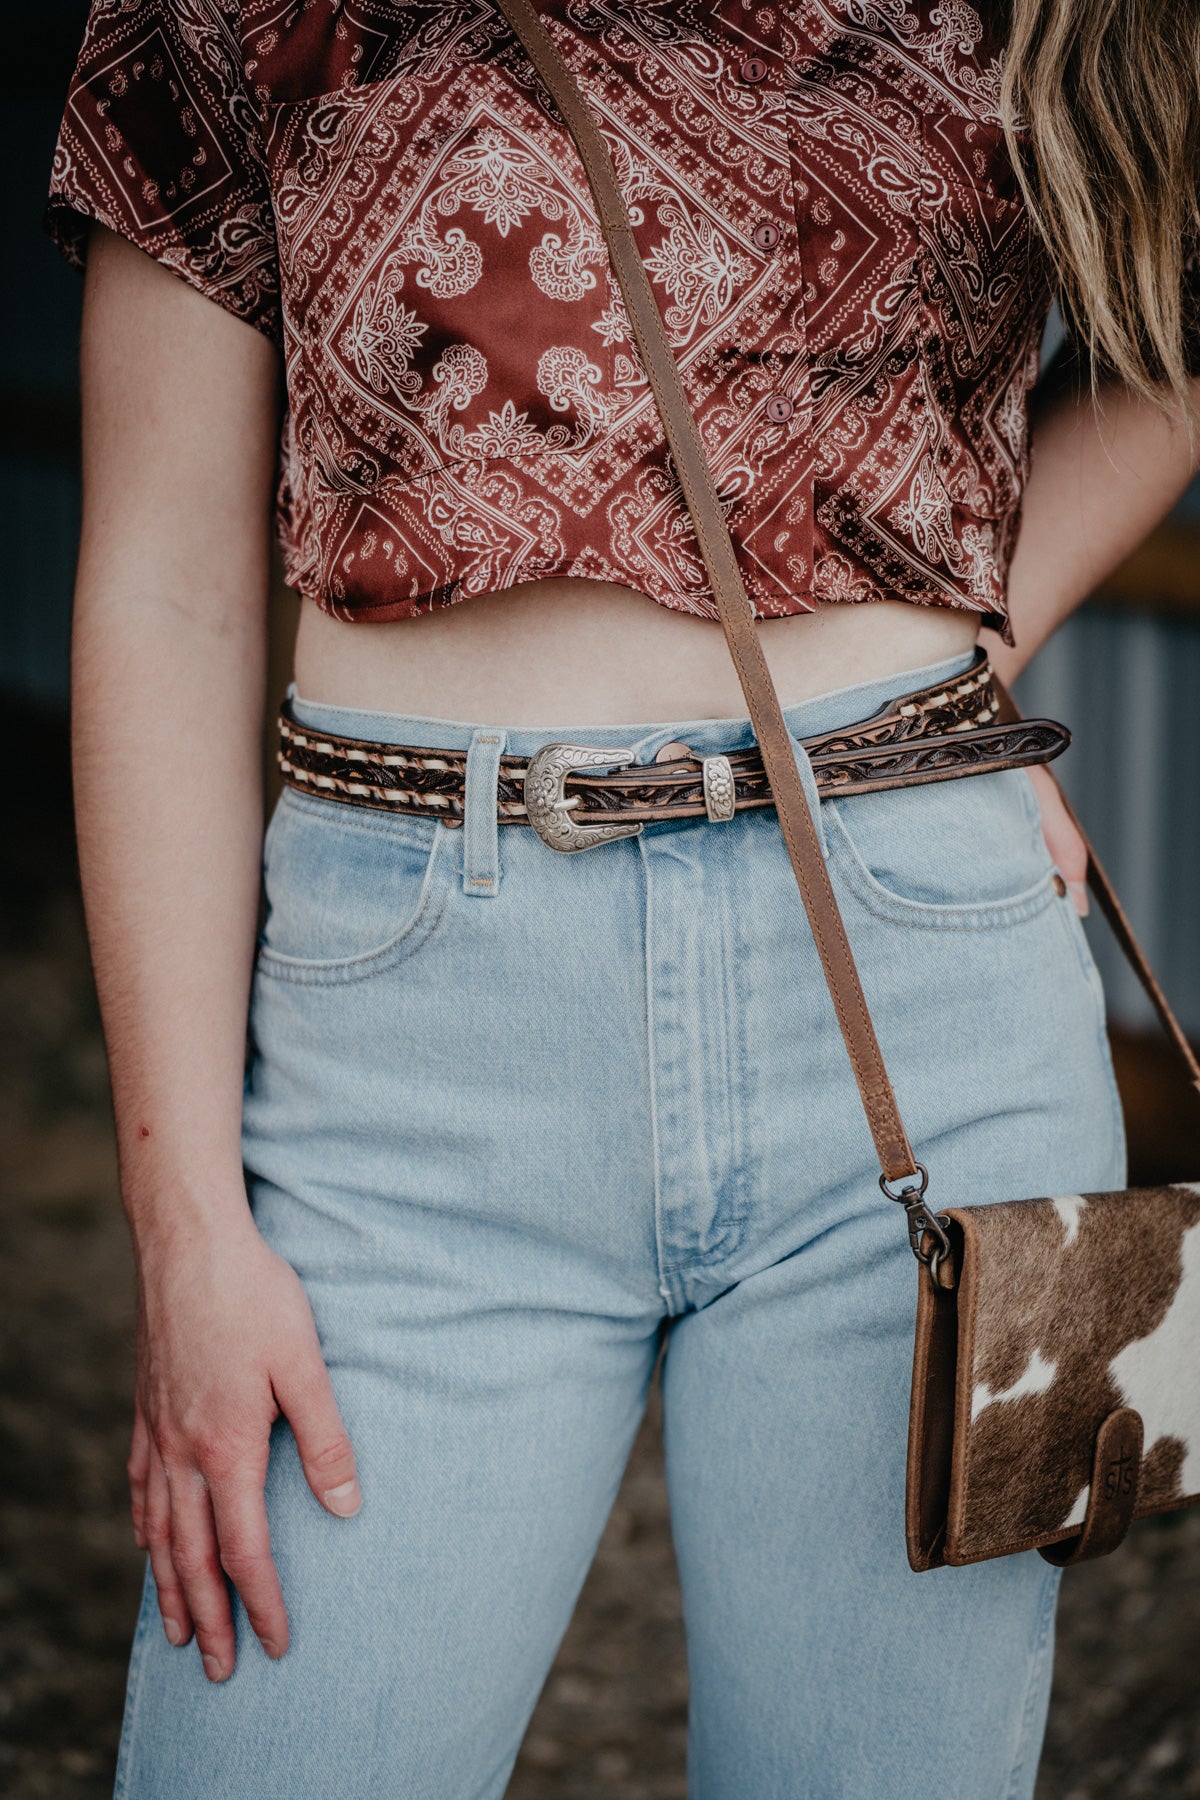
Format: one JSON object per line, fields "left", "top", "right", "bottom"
{"left": 114, "top": 649, "right": 1126, "bottom": 1799}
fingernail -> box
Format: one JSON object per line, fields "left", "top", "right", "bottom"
{"left": 261, "top": 1638, "right": 284, "bottom": 1659}
{"left": 202, "top": 1653, "right": 226, "bottom": 1682}
{"left": 1068, "top": 881, "right": 1090, "bottom": 917}
{"left": 323, "top": 1478, "right": 362, "bottom": 1517}
{"left": 163, "top": 1618, "right": 184, "bottom": 1647}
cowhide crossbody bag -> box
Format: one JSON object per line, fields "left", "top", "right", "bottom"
{"left": 904, "top": 763, "right": 1200, "bottom": 1568}
{"left": 496, "top": 0, "right": 1200, "bottom": 1571}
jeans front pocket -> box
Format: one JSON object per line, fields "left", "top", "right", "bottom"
{"left": 824, "top": 765, "right": 1059, "bottom": 930}
{"left": 257, "top": 789, "right": 452, "bottom": 984}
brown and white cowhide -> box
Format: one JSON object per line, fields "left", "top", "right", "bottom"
{"left": 948, "top": 1184, "right": 1200, "bottom": 1562}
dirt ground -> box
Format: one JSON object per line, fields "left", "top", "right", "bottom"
{"left": 2, "top": 735, "right": 1197, "bottom": 1798}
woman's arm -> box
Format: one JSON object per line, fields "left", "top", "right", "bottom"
{"left": 999, "top": 353, "right": 1200, "bottom": 679}
{"left": 76, "top": 226, "right": 361, "bottom": 1684}
{"left": 993, "top": 357, "right": 1200, "bottom": 910}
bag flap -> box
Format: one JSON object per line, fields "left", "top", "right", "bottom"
{"left": 943, "top": 1184, "right": 1200, "bottom": 1564}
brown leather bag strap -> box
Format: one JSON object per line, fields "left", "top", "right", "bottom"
{"left": 991, "top": 678, "right": 1200, "bottom": 1099}
{"left": 493, "top": 0, "right": 921, "bottom": 1182}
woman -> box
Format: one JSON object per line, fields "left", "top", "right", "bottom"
{"left": 47, "top": 1, "right": 1199, "bottom": 1794}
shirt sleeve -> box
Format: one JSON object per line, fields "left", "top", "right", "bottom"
{"left": 45, "top": 0, "right": 280, "bottom": 344}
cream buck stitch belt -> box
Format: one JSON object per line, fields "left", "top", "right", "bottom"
{"left": 276, "top": 650, "right": 1070, "bottom": 855}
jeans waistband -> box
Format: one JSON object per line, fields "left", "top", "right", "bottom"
{"left": 287, "top": 647, "right": 982, "bottom": 767}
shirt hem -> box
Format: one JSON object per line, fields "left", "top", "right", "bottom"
{"left": 290, "top": 571, "right": 1009, "bottom": 640}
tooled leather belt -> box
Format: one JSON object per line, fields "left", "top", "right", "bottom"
{"left": 276, "top": 648, "right": 1069, "bottom": 854}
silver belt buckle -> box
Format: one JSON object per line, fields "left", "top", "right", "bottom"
{"left": 523, "top": 742, "right": 643, "bottom": 853}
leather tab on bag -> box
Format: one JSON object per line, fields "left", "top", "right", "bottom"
{"left": 1039, "top": 1407, "right": 1144, "bottom": 1566}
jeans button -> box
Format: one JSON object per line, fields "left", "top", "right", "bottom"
{"left": 765, "top": 393, "right": 794, "bottom": 423}
{"left": 739, "top": 55, "right": 769, "bottom": 83}
{"left": 752, "top": 222, "right": 781, "bottom": 251}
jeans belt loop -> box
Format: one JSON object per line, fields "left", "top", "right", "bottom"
{"left": 463, "top": 728, "right": 507, "bottom": 896}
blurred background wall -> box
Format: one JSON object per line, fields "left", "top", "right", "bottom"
{"left": 3, "top": 7, "right": 1199, "bottom": 1798}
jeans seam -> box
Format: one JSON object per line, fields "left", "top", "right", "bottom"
{"left": 1050, "top": 897, "right": 1128, "bottom": 1182}
{"left": 639, "top": 835, "right": 673, "bottom": 1310}
{"left": 1003, "top": 1562, "right": 1061, "bottom": 1800}
{"left": 112, "top": 1559, "right": 156, "bottom": 1798}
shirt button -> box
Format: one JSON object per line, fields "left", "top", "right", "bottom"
{"left": 752, "top": 222, "right": 781, "bottom": 251}
{"left": 765, "top": 393, "right": 794, "bottom": 423}
{"left": 739, "top": 56, "right": 769, "bottom": 83}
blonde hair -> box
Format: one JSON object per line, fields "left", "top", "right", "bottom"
{"left": 1000, "top": 0, "right": 1200, "bottom": 423}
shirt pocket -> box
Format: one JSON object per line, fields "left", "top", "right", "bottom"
{"left": 917, "top": 113, "right": 1042, "bottom": 525}
{"left": 256, "top": 789, "right": 452, "bottom": 984}
{"left": 262, "top": 54, "right": 622, "bottom": 492}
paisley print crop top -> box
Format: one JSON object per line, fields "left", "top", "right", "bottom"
{"left": 47, "top": 0, "right": 1058, "bottom": 641}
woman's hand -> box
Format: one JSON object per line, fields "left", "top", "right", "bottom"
{"left": 128, "top": 1209, "right": 361, "bottom": 1683}
{"left": 72, "top": 234, "right": 326, "bottom": 1686}
{"left": 1027, "top": 763, "right": 1090, "bottom": 917}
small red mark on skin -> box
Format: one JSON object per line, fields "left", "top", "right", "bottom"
{"left": 139, "top": 1125, "right": 151, "bottom": 1138}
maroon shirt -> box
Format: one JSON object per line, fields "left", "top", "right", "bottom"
{"left": 47, "top": 1, "right": 1055, "bottom": 641}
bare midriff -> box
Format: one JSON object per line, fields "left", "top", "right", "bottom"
{"left": 293, "top": 579, "right": 981, "bottom": 728}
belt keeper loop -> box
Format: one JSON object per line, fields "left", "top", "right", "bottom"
{"left": 463, "top": 729, "right": 507, "bottom": 897}
{"left": 702, "top": 754, "right": 736, "bottom": 823}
